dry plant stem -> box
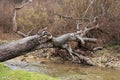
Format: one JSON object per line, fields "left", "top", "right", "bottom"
{"left": 82, "top": 0, "right": 95, "bottom": 18}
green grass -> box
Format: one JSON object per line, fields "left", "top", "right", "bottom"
{"left": 107, "top": 44, "right": 120, "bottom": 52}
{"left": 0, "top": 63, "right": 59, "bottom": 80}
{"left": 108, "top": 45, "right": 120, "bottom": 49}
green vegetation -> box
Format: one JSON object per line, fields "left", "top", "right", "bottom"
{"left": 0, "top": 40, "right": 8, "bottom": 44}
{"left": 0, "top": 63, "right": 59, "bottom": 80}
{"left": 107, "top": 45, "right": 120, "bottom": 52}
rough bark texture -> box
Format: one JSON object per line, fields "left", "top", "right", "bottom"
{"left": 0, "top": 31, "right": 52, "bottom": 62}
{"left": 0, "top": 24, "right": 100, "bottom": 66}
{"left": 0, "top": 14, "right": 100, "bottom": 66}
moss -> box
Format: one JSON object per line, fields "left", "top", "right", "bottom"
{"left": 0, "top": 63, "right": 59, "bottom": 80}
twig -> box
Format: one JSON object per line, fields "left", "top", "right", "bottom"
{"left": 53, "top": 13, "right": 91, "bottom": 21}
{"left": 82, "top": 0, "right": 95, "bottom": 18}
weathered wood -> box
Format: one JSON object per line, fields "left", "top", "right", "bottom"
{"left": 0, "top": 31, "right": 51, "bottom": 62}
{"left": 35, "top": 31, "right": 98, "bottom": 66}
{"left": 0, "top": 28, "right": 99, "bottom": 66}
{"left": 0, "top": 0, "right": 102, "bottom": 66}
{"left": 12, "top": 0, "right": 32, "bottom": 37}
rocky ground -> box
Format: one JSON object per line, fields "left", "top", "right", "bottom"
{"left": 92, "top": 47, "right": 120, "bottom": 68}
{"left": 14, "top": 48, "right": 120, "bottom": 69}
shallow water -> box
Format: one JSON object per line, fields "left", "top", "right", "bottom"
{"left": 5, "top": 59, "right": 120, "bottom": 80}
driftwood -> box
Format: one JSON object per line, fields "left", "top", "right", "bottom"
{"left": 0, "top": 24, "right": 98, "bottom": 65}
{"left": 0, "top": 0, "right": 103, "bottom": 66}
{"left": 35, "top": 18, "right": 99, "bottom": 66}
{"left": 0, "top": 30, "right": 52, "bottom": 62}
{"left": 0, "top": 17, "right": 100, "bottom": 66}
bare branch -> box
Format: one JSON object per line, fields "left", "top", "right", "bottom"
{"left": 15, "top": 0, "right": 32, "bottom": 10}
{"left": 17, "top": 31, "right": 28, "bottom": 37}
{"left": 12, "top": 9, "right": 17, "bottom": 32}
{"left": 82, "top": 0, "right": 95, "bottom": 18}
{"left": 76, "top": 22, "right": 82, "bottom": 32}
{"left": 27, "top": 28, "right": 35, "bottom": 35}
{"left": 76, "top": 36, "right": 85, "bottom": 44}
{"left": 53, "top": 13, "right": 91, "bottom": 21}
{"left": 12, "top": 0, "right": 32, "bottom": 37}
{"left": 83, "top": 38, "right": 97, "bottom": 43}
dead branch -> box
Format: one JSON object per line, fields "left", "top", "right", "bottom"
{"left": 82, "top": 0, "right": 95, "bottom": 17}
{"left": 35, "top": 22, "right": 99, "bottom": 65}
{"left": 0, "top": 21, "right": 100, "bottom": 65}
{"left": 52, "top": 13, "right": 91, "bottom": 22}
{"left": 0, "top": 0, "right": 102, "bottom": 66}
{"left": 12, "top": 0, "right": 32, "bottom": 37}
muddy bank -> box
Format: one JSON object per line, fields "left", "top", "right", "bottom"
{"left": 92, "top": 48, "right": 120, "bottom": 68}
{"left": 1, "top": 39, "right": 120, "bottom": 80}
{"left": 4, "top": 57, "right": 120, "bottom": 80}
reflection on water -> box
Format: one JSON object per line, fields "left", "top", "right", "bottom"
{"left": 5, "top": 59, "right": 120, "bottom": 80}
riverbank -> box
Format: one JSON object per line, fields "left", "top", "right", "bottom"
{"left": 16, "top": 47, "right": 120, "bottom": 69}
{"left": 0, "top": 63, "right": 58, "bottom": 80}
{"left": 4, "top": 58, "right": 120, "bottom": 80}
{"left": 0, "top": 39, "right": 119, "bottom": 80}
{"left": 92, "top": 47, "right": 120, "bottom": 68}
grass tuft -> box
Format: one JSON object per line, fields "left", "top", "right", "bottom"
{"left": 0, "top": 63, "right": 59, "bottom": 80}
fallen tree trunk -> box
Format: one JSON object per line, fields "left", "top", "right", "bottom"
{"left": 34, "top": 16, "right": 101, "bottom": 66}
{"left": 0, "top": 0, "right": 102, "bottom": 66}
{"left": 0, "top": 24, "right": 100, "bottom": 66}
{"left": 0, "top": 31, "right": 52, "bottom": 62}
{"left": 35, "top": 30, "right": 98, "bottom": 66}
{"left": 0, "top": 17, "right": 100, "bottom": 66}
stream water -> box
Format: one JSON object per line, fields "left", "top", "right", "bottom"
{"left": 4, "top": 59, "right": 120, "bottom": 80}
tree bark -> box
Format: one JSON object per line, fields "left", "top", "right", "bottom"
{"left": 0, "top": 31, "right": 52, "bottom": 62}
{"left": 0, "top": 0, "right": 102, "bottom": 66}
{"left": 0, "top": 19, "right": 99, "bottom": 66}
{"left": 0, "top": 29, "right": 99, "bottom": 66}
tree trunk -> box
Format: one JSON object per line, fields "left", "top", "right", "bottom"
{"left": 0, "top": 35, "right": 39, "bottom": 61}
{"left": 0, "top": 31, "right": 52, "bottom": 62}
